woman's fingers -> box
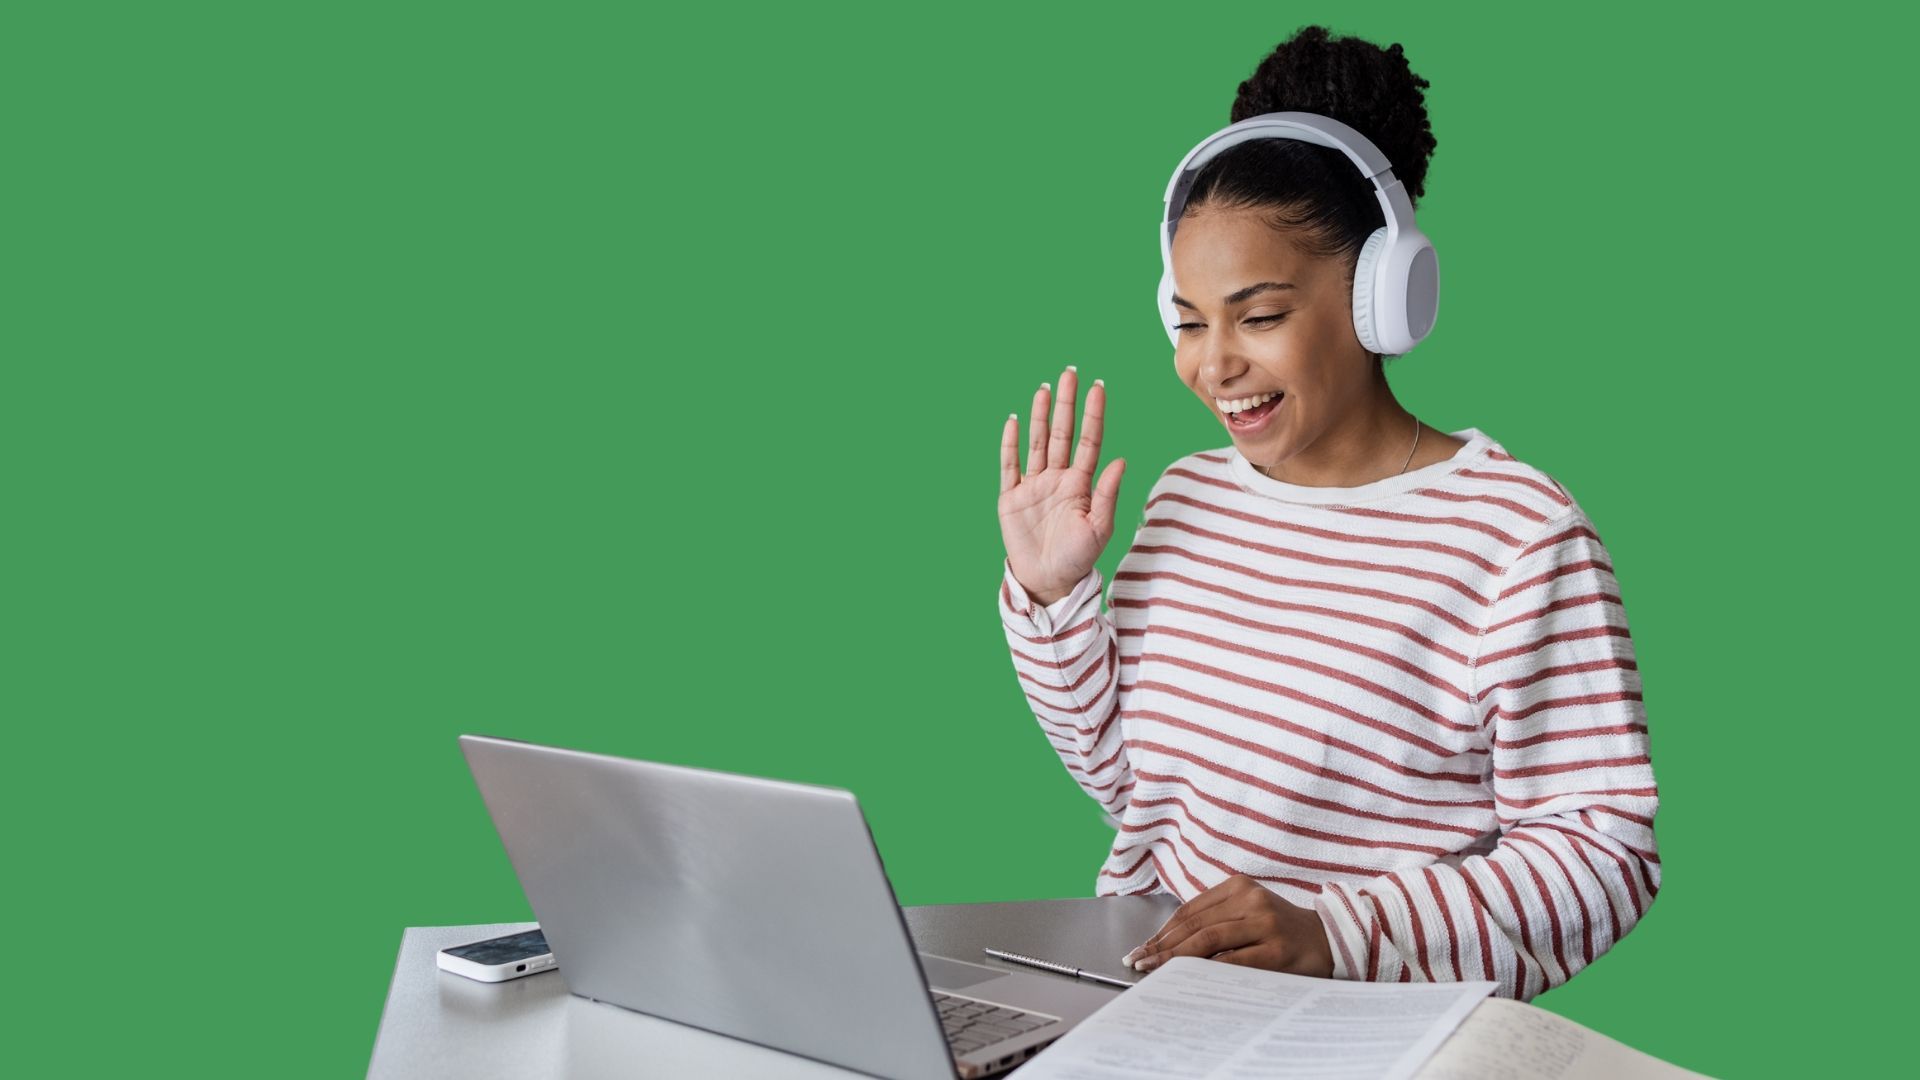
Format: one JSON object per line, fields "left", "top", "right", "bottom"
{"left": 1125, "top": 877, "right": 1247, "bottom": 965}
{"left": 1026, "top": 382, "right": 1050, "bottom": 475}
{"left": 1047, "top": 366, "right": 1078, "bottom": 471}
{"left": 1137, "top": 916, "right": 1263, "bottom": 972}
{"left": 1074, "top": 378, "right": 1106, "bottom": 476}
{"left": 1206, "top": 941, "right": 1293, "bottom": 973}
{"left": 1090, "top": 457, "right": 1125, "bottom": 536}
{"left": 1000, "top": 413, "right": 1021, "bottom": 495}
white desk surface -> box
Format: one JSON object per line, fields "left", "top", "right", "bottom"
{"left": 368, "top": 895, "right": 1182, "bottom": 1079}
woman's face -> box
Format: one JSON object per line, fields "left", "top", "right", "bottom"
{"left": 1169, "top": 205, "right": 1379, "bottom": 469}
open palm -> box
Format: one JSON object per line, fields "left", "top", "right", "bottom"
{"left": 999, "top": 367, "right": 1127, "bottom": 607}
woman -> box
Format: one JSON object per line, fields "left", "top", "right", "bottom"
{"left": 994, "top": 25, "right": 1656, "bottom": 1002}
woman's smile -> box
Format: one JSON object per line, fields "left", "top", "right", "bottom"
{"left": 1224, "top": 390, "right": 1285, "bottom": 433}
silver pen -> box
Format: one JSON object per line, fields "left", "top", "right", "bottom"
{"left": 982, "top": 946, "right": 1139, "bottom": 990}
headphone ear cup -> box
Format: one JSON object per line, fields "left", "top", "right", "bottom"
{"left": 1158, "top": 219, "right": 1180, "bottom": 348}
{"left": 1157, "top": 265, "right": 1178, "bottom": 348}
{"left": 1349, "top": 227, "right": 1388, "bottom": 355}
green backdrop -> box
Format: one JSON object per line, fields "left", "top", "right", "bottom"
{"left": 7, "top": 2, "right": 1909, "bottom": 1077}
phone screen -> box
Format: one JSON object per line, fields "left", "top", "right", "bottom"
{"left": 442, "top": 928, "right": 549, "bottom": 965}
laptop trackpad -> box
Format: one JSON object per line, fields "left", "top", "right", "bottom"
{"left": 918, "top": 953, "right": 1002, "bottom": 991}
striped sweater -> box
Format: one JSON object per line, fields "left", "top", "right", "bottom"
{"left": 998, "top": 427, "right": 1658, "bottom": 1001}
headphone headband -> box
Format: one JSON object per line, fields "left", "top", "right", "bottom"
{"left": 1162, "top": 112, "right": 1409, "bottom": 227}
{"left": 1156, "top": 111, "right": 1437, "bottom": 356}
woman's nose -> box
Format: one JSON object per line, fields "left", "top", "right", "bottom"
{"left": 1198, "top": 341, "right": 1248, "bottom": 388}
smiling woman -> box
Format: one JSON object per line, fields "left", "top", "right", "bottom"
{"left": 994, "top": 25, "right": 1658, "bottom": 1003}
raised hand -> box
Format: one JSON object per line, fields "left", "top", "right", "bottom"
{"left": 998, "top": 365, "right": 1126, "bottom": 607}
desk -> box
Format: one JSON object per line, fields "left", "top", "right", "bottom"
{"left": 368, "top": 895, "right": 1181, "bottom": 1079}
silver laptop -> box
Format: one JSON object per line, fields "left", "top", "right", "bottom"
{"left": 459, "top": 734, "right": 1122, "bottom": 1079}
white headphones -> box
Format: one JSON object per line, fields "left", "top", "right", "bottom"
{"left": 1156, "top": 111, "right": 1438, "bottom": 357}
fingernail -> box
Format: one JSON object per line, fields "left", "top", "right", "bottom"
{"left": 1042, "top": 382, "right": 1050, "bottom": 390}
{"left": 1121, "top": 949, "right": 1140, "bottom": 966}
{"left": 1094, "top": 378, "right": 1104, "bottom": 387}
{"left": 1067, "top": 365, "right": 1077, "bottom": 372}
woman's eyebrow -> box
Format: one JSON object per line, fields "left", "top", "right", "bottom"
{"left": 1170, "top": 281, "right": 1296, "bottom": 310}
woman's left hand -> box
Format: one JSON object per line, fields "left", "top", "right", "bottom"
{"left": 1121, "top": 875, "right": 1335, "bottom": 978}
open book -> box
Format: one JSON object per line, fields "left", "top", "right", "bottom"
{"left": 1417, "top": 995, "right": 1711, "bottom": 1079}
{"left": 1016, "top": 956, "right": 1712, "bottom": 1080}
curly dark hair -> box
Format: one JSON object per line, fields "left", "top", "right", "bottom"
{"left": 1179, "top": 25, "right": 1437, "bottom": 363}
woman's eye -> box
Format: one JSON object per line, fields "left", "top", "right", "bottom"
{"left": 1171, "top": 314, "right": 1287, "bottom": 334}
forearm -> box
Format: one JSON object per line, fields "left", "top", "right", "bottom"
{"left": 999, "top": 558, "right": 1133, "bottom": 816}
{"left": 1315, "top": 805, "right": 1659, "bottom": 1000}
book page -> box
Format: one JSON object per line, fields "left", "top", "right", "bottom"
{"left": 1016, "top": 956, "right": 1495, "bottom": 1080}
{"left": 1415, "top": 998, "right": 1715, "bottom": 1080}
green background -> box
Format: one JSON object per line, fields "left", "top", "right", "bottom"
{"left": 6, "top": 2, "right": 1909, "bottom": 1076}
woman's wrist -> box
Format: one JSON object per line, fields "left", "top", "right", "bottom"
{"left": 1007, "top": 559, "right": 1078, "bottom": 608}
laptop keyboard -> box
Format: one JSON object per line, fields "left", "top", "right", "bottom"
{"left": 932, "top": 990, "right": 1059, "bottom": 1057}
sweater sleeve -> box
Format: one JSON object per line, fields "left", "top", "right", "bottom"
{"left": 999, "top": 557, "right": 1132, "bottom": 819}
{"left": 1313, "top": 506, "right": 1659, "bottom": 1001}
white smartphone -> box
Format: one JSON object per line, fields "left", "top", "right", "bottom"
{"left": 435, "top": 927, "right": 558, "bottom": 983}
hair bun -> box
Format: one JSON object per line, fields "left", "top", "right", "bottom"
{"left": 1230, "top": 25, "right": 1437, "bottom": 206}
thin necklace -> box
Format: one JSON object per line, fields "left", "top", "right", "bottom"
{"left": 1257, "top": 415, "right": 1421, "bottom": 483}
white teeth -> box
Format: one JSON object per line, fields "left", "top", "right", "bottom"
{"left": 1217, "top": 390, "right": 1281, "bottom": 413}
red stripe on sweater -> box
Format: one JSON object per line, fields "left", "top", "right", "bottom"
{"left": 1457, "top": 871, "right": 1503, "bottom": 984}
{"left": 1510, "top": 830, "right": 1593, "bottom": 967}
{"left": 1152, "top": 839, "right": 1211, "bottom": 897}
{"left": 1113, "top": 574, "right": 1475, "bottom": 677}
{"left": 1577, "top": 811, "right": 1662, "bottom": 895}
{"left": 1119, "top": 805, "right": 1328, "bottom": 891}
{"left": 1100, "top": 848, "right": 1156, "bottom": 880}
{"left": 1003, "top": 609, "right": 1102, "bottom": 647}
{"left": 1482, "top": 590, "right": 1625, "bottom": 636}
{"left": 1147, "top": 490, "right": 1505, "bottom": 574}
{"left": 1500, "top": 789, "right": 1658, "bottom": 813}
{"left": 1456, "top": 467, "right": 1573, "bottom": 506}
{"left": 1127, "top": 735, "right": 1490, "bottom": 836}
{"left": 1143, "top": 627, "right": 1479, "bottom": 733}
{"left": 1120, "top": 543, "right": 1483, "bottom": 634}
{"left": 1476, "top": 624, "right": 1633, "bottom": 669}
{"left": 1422, "top": 867, "right": 1466, "bottom": 981}
{"left": 1327, "top": 887, "right": 1370, "bottom": 977}
{"left": 1512, "top": 521, "right": 1601, "bottom": 563}
{"left": 1531, "top": 821, "right": 1642, "bottom": 923}
{"left": 1329, "top": 504, "right": 1529, "bottom": 546}
{"left": 1477, "top": 657, "right": 1639, "bottom": 700}
{"left": 1486, "top": 860, "right": 1544, "bottom": 997}
{"left": 1128, "top": 792, "right": 1400, "bottom": 878}
{"left": 1494, "top": 753, "right": 1652, "bottom": 781}
{"left": 1414, "top": 487, "right": 1555, "bottom": 524}
{"left": 1136, "top": 677, "right": 1485, "bottom": 779}
{"left": 1581, "top": 804, "right": 1656, "bottom": 829}
{"left": 1133, "top": 767, "right": 1455, "bottom": 857}
{"left": 1494, "top": 720, "right": 1647, "bottom": 750}
{"left": 1362, "top": 891, "right": 1386, "bottom": 982}
{"left": 1505, "top": 839, "right": 1574, "bottom": 978}
{"left": 1060, "top": 761, "right": 1124, "bottom": 791}
{"left": 1143, "top": 516, "right": 1493, "bottom": 605}
{"left": 1129, "top": 724, "right": 1495, "bottom": 821}
{"left": 1533, "top": 826, "right": 1621, "bottom": 946}
{"left": 1013, "top": 650, "right": 1108, "bottom": 698}
{"left": 1015, "top": 662, "right": 1117, "bottom": 718}
{"left": 1484, "top": 690, "right": 1645, "bottom": 729}
{"left": 1008, "top": 628, "right": 1108, "bottom": 673}
{"left": 1168, "top": 460, "right": 1242, "bottom": 487}
{"left": 1386, "top": 873, "right": 1437, "bottom": 982}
